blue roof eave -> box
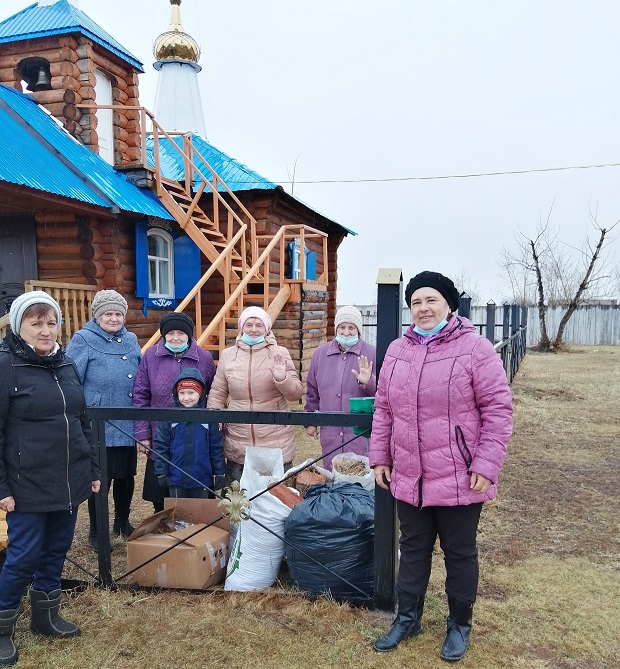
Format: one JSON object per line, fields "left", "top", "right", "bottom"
{"left": 0, "top": 1, "right": 143, "bottom": 72}
{"left": 0, "top": 28, "right": 143, "bottom": 72}
{"left": 0, "top": 84, "right": 172, "bottom": 219}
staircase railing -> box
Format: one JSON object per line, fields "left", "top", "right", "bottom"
{"left": 77, "top": 104, "right": 329, "bottom": 358}
{"left": 140, "top": 225, "right": 248, "bottom": 352}
{"left": 194, "top": 224, "right": 328, "bottom": 353}
{"left": 143, "top": 110, "right": 255, "bottom": 282}
{"left": 77, "top": 104, "right": 258, "bottom": 281}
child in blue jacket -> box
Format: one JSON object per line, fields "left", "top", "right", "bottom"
{"left": 154, "top": 368, "right": 225, "bottom": 498}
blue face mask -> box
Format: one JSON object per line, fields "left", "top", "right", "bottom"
{"left": 336, "top": 334, "right": 359, "bottom": 349}
{"left": 241, "top": 333, "right": 265, "bottom": 346}
{"left": 413, "top": 319, "right": 449, "bottom": 337}
{"left": 165, "top": 341, "right": 189, "bottom": 354}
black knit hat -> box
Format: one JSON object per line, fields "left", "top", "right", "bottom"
{"left": 159, "top": 312, "right": 195, "bottom": 339}
{"left": 405, "top": 271, "right": 460, "bottom": 311}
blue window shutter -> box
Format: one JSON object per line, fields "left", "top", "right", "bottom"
{"left": 135, "top": 221, "right": 149, "bottom": 298}
{"left": 174, "top": 234, "right": 201, "bottom": 299}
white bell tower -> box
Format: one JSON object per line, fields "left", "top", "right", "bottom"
{"left": 152, "top": 0, "right": 206, "bottom": 136}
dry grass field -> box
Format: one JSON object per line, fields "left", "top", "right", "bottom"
{"left": 5, "top": 347, "right": 620, "bottom": 668}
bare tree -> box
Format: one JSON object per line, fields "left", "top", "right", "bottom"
{"left": 552, "top": 216, "right": 618, "bottom": 348}
{"left": 500, "top": 207, "right": 617, "bottom": 351}
{"left": 499, "top": 242, "right": 537, "bottom": 306}
{"left": 450, "top": 266, "right": 481, "bottom": 304}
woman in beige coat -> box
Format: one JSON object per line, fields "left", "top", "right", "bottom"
{"left": 207, "top": 306, "right": 303, "bottom": 484}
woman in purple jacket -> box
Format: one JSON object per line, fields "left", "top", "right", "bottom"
{"left": 305, "top": 306, "right": 376, "bottom": 469}
{"left": 133, "top": 312, "right": 216, "bottom": 512}
{"left": 370, "top": 272, "right": 512, "bottom": 661}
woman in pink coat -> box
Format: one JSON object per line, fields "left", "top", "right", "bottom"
{"left": 369, "top": 271, "right": 512, "bottom": 661}
{"left": 207, "top": 306, "right": 303, "bottom": 485}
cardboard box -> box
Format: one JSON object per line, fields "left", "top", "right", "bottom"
{"left": 127, "top": 498, "right": 230, "bottom": 590}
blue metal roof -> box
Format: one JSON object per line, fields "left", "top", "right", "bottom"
{"left": 0, "top": 0, "right": 143, "bottom": 72}
{"left": 146, "top": 133, "right": 355, "bottom": 234}
{"left": 0, "top": 84, "right": 172, "bottom": 219}
{"left": 146, "top": 134, "right": 279, "bottom": 192}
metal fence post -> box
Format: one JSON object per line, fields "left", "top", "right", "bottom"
{"left": 485, "top": 301, "right": 496, "bottom": 344}
{"left": 520, "top": 305, "right": 528, "bottom": 357}
{"left": 501, "top": 304, "right": 510, "bottom": 372}
{"left": 373, "top": 268, "right": 402, "bottom": 611}
{"left": 93, "top": 418, "right": 112, "bottom": 586}
{"left": 458, "top": 292, "right": 471, "bottom": 319}
{"left": 510, "top": 304, "right": 519, "bottom": 382}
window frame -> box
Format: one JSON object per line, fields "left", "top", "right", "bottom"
{"left": 147, "top": 228, "right": 175, "bottom": 299}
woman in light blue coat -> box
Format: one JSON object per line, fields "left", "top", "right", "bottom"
{"left": 66, "top": 290, "right": 141, "bottom": 551}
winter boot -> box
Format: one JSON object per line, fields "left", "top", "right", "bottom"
{"left": 88, "top": 527, "right": 98, "bottom": 551}
{"left": 440, "top": 597, "right": 473, "bottom": 661}
{"left": 373, "top": 593, "right": 425, "bottom": 652}
{"left": 29, "top": 589, "right": 80, "bottom": 638}
{"left": 0, "top": 609, "right": 19, "bottom": 666}
{"left": 112, "top": 518, "right": 135, "bottom": 538}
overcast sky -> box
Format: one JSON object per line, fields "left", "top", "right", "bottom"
{"left": 4, "top": 0, "right": 620, "bottom": 305}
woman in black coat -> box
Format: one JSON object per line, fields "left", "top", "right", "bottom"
{"left": 0, "top": 291, "right": 100, "bottom": 667}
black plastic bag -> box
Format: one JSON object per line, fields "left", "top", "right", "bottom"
{"left": 284, "top": 482, "right": 374, "bottom": 601}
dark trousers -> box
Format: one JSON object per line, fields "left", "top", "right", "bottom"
{"left": 169, "top": 486, "right": 213, "bottom": 499}
{"left": 0, "top": 509, "right": 78, "bottom": 610}
{"left": 143, "top": 458, "right": 167, "bottom": 513}
{"left": 88, "top": 476, "right": 134, "bottom": 530}
{"left": 396, "top": 500, "right": 483, "bottom": 605}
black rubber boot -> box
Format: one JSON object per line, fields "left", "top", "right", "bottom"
{"left": 373, "top": 593, "right": 425, "bottom": 652}
{"left": 440, "top": 597, "right": 473, "bottom": 661}
{"left": 88, "top": 529, "right": 113, "bottom": 554}
{"left": 112, "top": 519, "right": 135, "bottom": 538}
{"left": 88, "top": 527, "right": 99, "bottom": 551}
{"left": 0, "top": 608, "right": 19, "bottom": 666}
{"left": 29, "top": 589, "right": 80, "bottom": 638}
{"left": 112, "top": 478, "right": 135, "bottom": 537}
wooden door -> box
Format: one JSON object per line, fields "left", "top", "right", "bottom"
{"left": 0, "top": 216, "right": 37, "bottom": 315}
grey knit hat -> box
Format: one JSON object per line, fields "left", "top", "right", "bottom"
{"left": 9, "top": 290, "right": 62, "bottom": 336}
{"left": 91, "top": 290, "right": 128, "bottom": 320}
{"left": 334, "top": 305, "right": 363, "bottom": 336}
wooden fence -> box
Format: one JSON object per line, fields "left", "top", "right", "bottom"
{"left": 0, "top": 281, "right": 96, "bottom": 344}
{"left": 359, "top": 303, "right": 620, "bottom": 347}
{"left": 358, "top": 299, "right": 527, "bottom": 382}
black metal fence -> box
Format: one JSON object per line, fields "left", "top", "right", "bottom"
{"left": 459, "top": 298, "right": 528, "bottom": 383}
{"left": 361, "top": 296, "right": 528, "bottom": 384}
{"left": 78, "top": 272, "right": 526, "bottom": 612}
{"left": 87, "top": 407, "right": 374, "bottom": 599}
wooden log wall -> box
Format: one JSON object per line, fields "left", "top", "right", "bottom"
{"left": 0, "top": 34, "right": 141, "bottom": 166}
{"left": 35, "top": 212, "right": 90, "bottom": 283}
{"left": 185, "top": 190, "right": 345, "bottom": 364}
{"left": 270, "top": 289, "right": 328, "bottom": 401}
{"left": 327, "top": 231, "right": 346, "bottom": 339}
{"left": 83, "top": 217, "right": 165, "bottom": 343}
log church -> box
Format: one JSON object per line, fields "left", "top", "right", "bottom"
{"left": 0, "top": 0, "right": 353, "bottom": 387}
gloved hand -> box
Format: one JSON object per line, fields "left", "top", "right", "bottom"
{"left": 214, "top": 475, "right": 225, "bottom": 496}
{"left": 158, "top": 475, "right": 170, "bottom": 488}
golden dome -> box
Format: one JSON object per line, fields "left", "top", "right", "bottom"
{"left": 153, "top": 0, "right": 200, "bottom": 63}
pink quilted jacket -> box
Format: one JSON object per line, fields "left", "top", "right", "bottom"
{"left": 369, "top": 316, "right": 513, "bottom": 507}
{"left": 206, "top": 332, "right": 303, "bottom": 464}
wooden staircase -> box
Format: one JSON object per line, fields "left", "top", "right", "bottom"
{"left": 132, "top": 107, "right": 327, "bottom": 357}
{"left": 158, "top": 175, "right": 245, "bottom": 276}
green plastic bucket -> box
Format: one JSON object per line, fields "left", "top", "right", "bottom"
{"left": 349, "top": 396, "right": 375, "bottom": 435}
